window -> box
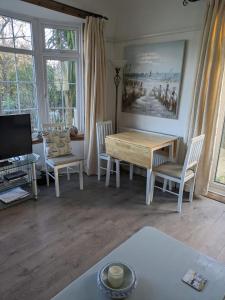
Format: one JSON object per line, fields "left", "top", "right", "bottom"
{"left": 0, "top": 15, "right": 39, "bottom": 130}
{"left": 0, "top": 13, "right": 83, "bottom": 132}
{"left": 209, "top": 73, "right": 225, "bottom": 196}
{"left": 46, "top": 59, "right": 77, "bottom": 126}
{"left": 43, "top": 25, "right": 81, "bottom": 128}
{"left": 44, "top": 27, "right": 77, "bottom": 50}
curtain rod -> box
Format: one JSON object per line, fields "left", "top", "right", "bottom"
{"left": 21, "top": 0, "right": 109, "bottom": 20}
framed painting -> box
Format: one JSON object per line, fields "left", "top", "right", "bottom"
{"left": 122, "top": 40, "right": 185, "bottom": 119}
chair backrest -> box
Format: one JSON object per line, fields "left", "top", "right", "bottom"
{"left": 96, "top": 120, "right": 113, "bottom": 154}
{"left": 182, "top": 134, "right": 205, "bottom": 176}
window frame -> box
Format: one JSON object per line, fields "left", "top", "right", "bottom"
{"left": 0, "top": 9, "right": 84, "bottom": 132}
{"left": 0, "top": 11, "right": 39, "bottom": 129}
{"left": 209, "top": 72, "right": 225, "bottom": 197}
{"left": 40, "top": 20, "right": 83, "bottom": 130}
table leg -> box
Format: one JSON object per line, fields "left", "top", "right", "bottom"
{"left": 115, "top": 159, "right": 120, "bottom": 188}
{"left": 32, "top": 162, "right": 38, "bottom": 200}
{"left": 54, "top": 168, "right": 60, "bottom": 197}
{"left": 146, "top": 168, "right": 152, "bottom": 205}
{"left": 79, "top": 161, "right": 84, "bottom": 190}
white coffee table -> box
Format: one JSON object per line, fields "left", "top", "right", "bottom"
{"left": 52, "top": 227, "right": 225, "bottom": 300}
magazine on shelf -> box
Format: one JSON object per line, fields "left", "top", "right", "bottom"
{"left": 0, "top": 187, "right": 30, "bottom": 203}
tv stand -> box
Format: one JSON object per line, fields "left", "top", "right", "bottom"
{"left": 0, "top": 160, "right": 12, "bottom": 168}
{"left": 0, "top": 154, "right": 39, "bottom": 207}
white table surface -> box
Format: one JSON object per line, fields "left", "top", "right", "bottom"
{"left": 52, "top": 226, "right": 225, "bottom": 300}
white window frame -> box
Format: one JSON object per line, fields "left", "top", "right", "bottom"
{"left": 40, "top": 20, "right": 83, "bottom": 130}
{"left": 0, "top": 11, "right": 39, "bottom": 129}
{"left": 0, "top": 9, "right": 84, "bottom": 132}
{"left": 209, "top": 72, "right": 225, "bottom": 196}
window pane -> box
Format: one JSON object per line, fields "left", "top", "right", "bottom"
{"left": 16, "top": 54, "right": 34, "bottom": 81}
{"left": 0, "top": 82, "right": 18, "bottom": 111}
{"left": 18, "top": 83, "right": 35, "bottom": 109}
{"left": 0, "top": 16, "right": 14, "bottom": 48}
{"left": 0, "top": 52, "right": 16, "bottom": 81}
{"left": 21, "top": 109, "right": 39, "bottom": 132}
{"left": 45, "top": 27, "right": 77, "bottom": 50}
{"left": 62, "top": 61, "right": 76, "bottom": 84}
{"left": 45, "top": 28, "right": 61, "bottom": 50}
{"left": 64, "top": 108, "right": 75, "bottom": 127}
{"left": 63, "top": 84, "right": 76, "bottom": 108}
{"left": 49, "top": 108, "right": 64, "bottom": 123}
{"left": 48, "top": 83, "right": 62, "bottom": 108}
{"left": 61, "top": 30, "right": 76, "bottom": 50}
{"left": 13, "top": 19, "right": 32, "bottom": 50}
{"left": 46, "top": 60, "right": 62, "bottom": 82}
{"left": 46, "top": 59, "right": 77, "bottom": 126}
{"left": 49, "top": 108, "right": 75, "bottom": 127}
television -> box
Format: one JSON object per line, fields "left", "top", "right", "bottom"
{"left": 0, "top": 114, "right": 32, "bottom": 160}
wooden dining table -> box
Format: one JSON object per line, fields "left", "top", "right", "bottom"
{"left": 105, "top": 131, "right": 178, "bottom": 205}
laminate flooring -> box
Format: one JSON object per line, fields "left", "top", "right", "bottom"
{"left": 0, "top": 174, "right": 225, "bottom": 300}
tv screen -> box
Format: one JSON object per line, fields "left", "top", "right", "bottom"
{"left": 0, "top": 114, "right": 32, "bottom": 160}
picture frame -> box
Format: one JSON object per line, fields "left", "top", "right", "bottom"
{"left": 122, "top": 40, "right": 186, "bottom": 119}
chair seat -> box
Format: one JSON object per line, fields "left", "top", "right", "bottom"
{"left": 47, "top": 154, "right": 82, "bottom": 166}
{"left": 153, "top": 162, "right": 194, "bottom": 179}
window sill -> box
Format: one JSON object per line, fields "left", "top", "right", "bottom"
{"left": 32, "top": 133, "right": 84, "bottom": 145}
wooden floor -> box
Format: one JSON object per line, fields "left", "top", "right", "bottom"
{"left": 0, "top": 174, "right": 225, "bottom": 300}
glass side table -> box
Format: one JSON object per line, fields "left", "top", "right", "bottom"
{"left": 0, "top": 153, "right": 40, "bottom": 208}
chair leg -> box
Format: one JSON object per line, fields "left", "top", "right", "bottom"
{"left": 146, "top": 169, "right": 152, "bottom": 205}
{"left": 79, "top": 161, "right": 83, "bottom": 190}
{"left": 149, "top": 173, "right": 155, "bottom": 204}
{"left": 54, "top": 168, "right": 60, "bottom": 197}
{"left": 189, "top": 177, "right": 195, "bottom": 203}
{"left": 163, "top": 179, "right": 167, "bottom": 192}
{"left": 116, "top": 159, "right": 120, "bottom": 188}
{"left": 177, "top": 182, "right": 184, "bottom": 213}
{"left": 105, "top": 157, "right": 111, "bottom": 187}
{"left": 97, "top": 157, "right": 101, "bottom": 181}
{"left": 45, "top": 163, "right": 49, "bottom": 187}
{"left": 129, "top": 164, "right": 133, "bottom": 181}
{"left": 67, "top": 167, "right": 70, "bottom": 181}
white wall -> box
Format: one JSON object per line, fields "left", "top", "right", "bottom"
{"left": 116, "top": 31, "right": 202, "bottom": 141}
{"left": 114, "top": 0, "right": 206, "bottom": 41}
{"left": 112, "top": 0, "right": 207, "bottom": 142}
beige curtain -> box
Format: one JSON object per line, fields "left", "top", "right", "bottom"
{"left": 188, "top": 0, "right": 225, "bottom": 195}
{"left": 84, "top": 16, "right": 106, "bottom": 175}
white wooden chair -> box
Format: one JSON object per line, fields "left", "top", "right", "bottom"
{"left": 149, "top": 134, "right": 205, "bottom": 212}
{"left": 96, "top": 120, "right": 133, "bottom": 188}
{"left": 42, "top": 123, "right": 83, "bottom": 197}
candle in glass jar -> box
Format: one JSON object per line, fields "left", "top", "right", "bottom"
{"left": 108, "top": 265, "right": 124, "bottom": 288}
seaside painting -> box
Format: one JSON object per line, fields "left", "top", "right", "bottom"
{"left": 122, "top": 40, "right": 185, "bottom": 119}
